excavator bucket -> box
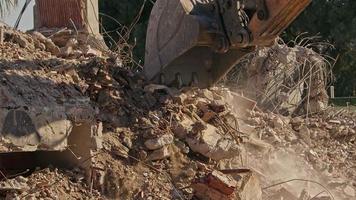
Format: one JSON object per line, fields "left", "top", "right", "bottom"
{"left": 144, "top": 0, "right": 311, "bottom": 88}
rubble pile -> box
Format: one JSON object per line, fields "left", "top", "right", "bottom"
{"left": 79, "top": 63, "right": 252, "bottom": 198}
{"left": 1, "top": 28, "right": 355, "bottom": 200}
{"left": 1, "top": 168, "right": 102, "bottom": 200}
{"left": 225, "top": 43, "right": 330, "bottom": 115}
{"left": 0, "top": 26, "right": 106, "bottom": 60}
{"left": 246, "top": 108, "right": 356, "bottom": 177}
{"left": 244, "top": 108, "right": 356, "bottom": 199}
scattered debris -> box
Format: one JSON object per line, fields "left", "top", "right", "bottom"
{"left": 147, "top": 145, "right": 172, "bottom": 161}
{"left": 192, "top": 170, "right": 238, "bottom": 200}
{"left": 343, "top": 185, "right": 356, "bottom": 197}
{"left": 144, "top": 134, "right": 174, "bottom": 150}
{"left": 226, "top": 43, "right": 331, "bottom": 116}
{"left": 192, "top": 170, "right": 262, "bottom": 200}
{"left": 186, "top": 124, "right": 241, "bottom": 161}
{"left": 1, "top": 27, "right": 355, "bottom": 200}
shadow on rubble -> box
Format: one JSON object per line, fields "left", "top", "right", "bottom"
{"left": 0, "top": 58, "right": 100, "bottom": 179}
{"left": 0, "top": 58, "right": 174, "bottom": 179}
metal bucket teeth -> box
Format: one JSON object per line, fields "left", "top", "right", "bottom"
{"left": 144, "top": 0, "right": 311, "bottom": 88}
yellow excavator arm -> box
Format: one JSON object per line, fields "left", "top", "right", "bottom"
{"left": 144, "top": 0, "right": 311, "bottom": 88}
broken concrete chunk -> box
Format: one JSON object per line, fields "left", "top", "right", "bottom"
{"left": 343, "top": 185, "right": 356, "bottom": 197}
{"left": 196, "top": 100, "right": 210, "bottom": 113}
{"left": 228, "top": 94, "right": 257, "bottom": 119}
{"left": 65, "top": 38, "right": 78, "bottom": 48}
{"left": 198, "top": 89, "right": 215, "bottom": 101}
{"left": 147, "top": 145, "right": 171, "bottom": 161}
{"left": 144, "top": 134, "right": 174, "bottom": 150}
{"left": 325, "top": 123, "right": 333, "bottom": 130}
{"left": 235, "top": 172, "right": 262, "bottom": 200}
{"left": 144, "top": 84, "right": 173, "bottom": 95}
{"left": 13, "top": 34, "right": 29, "bottom": 48}
{"left": 191, "top": 121, "right": 208, "bottom": 134}
{"left": 122, "top": 136, "right": 133, "bottom": 149}
{"left": 58, "top": 38, "right": 80, "bottom": 57}
{"left": 186, "top": 124, "right": 241, "bottom": 161}
{"left": 92, "top": 136, "right": 103, "bottom": 150}
{"left": 201, "top": 110, "right": 216, "bottom": 122}
{"left": 207, "top": 171, "right": 237, "bottom": 195}
{"left": 265, "top": 127, "right": 282, "bottom": 143}
{"left": 172, "top": 117, "right": 194, "bottom": 139}
{"left": 285, "top": 130, "right": 298, "bottom": 142}
{"left": 329, "top": 120, "right": 342, "bottom": 125}
{"left": 31, "top": 31, "right": 60, "bottom": 54}
{"left": 175, "top": 139, "right": 190, "bottom": 154}
{"left": 210, "top": 100, "right": 226, "bottom": 113}
{"left": 298, "top": 125, "right": 312, "bottom": 145}
{"left": 111, "top": 142, "right": 130, "bottom": 159}
{"left": 298, "top": 189, "right": 311, "bottom": 200}
{"left": 172, "top": 93, "right": 188, "bottom": 104}
{"left": 291, "top": 117, "right": 303, "bottom": 126}
{"left": 0, "top": 176, "right": 30, "bottom": 192}
{"left": 192, "top": 183, "right": 234, "bottom": 200}
{"left": 83, "top": 45, "right": 102, "bottom": 57}
{"left": 192, "top": 170, "right": 237, "bottom": 200}
{"left": 245, "top": 137, "right": 273, "bottom": 153}
{"left": 327, "top": 179, "right": 347, "bottom": 189}
{"left": 33, "top": 38, "right": 46, "bottom": 50}
{"left": 60, "top": 46, "right": 74, "bottom": 57}
{"left": 138, "top": 150, "right": 148, "bottom": 160}
{"left": 272, "top": 116, "right": 284, "bottom": 129}
{"left": 192, "top": 170, "right": 261, "bottom": 200}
